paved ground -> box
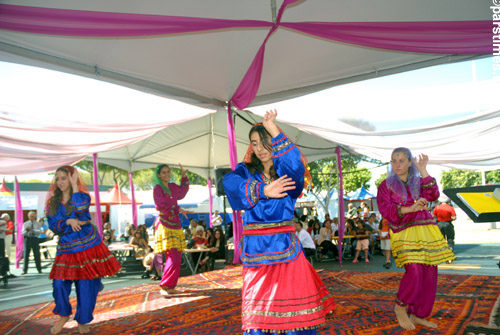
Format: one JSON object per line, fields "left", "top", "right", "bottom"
{"left": 1, "top": 212, "right": 499, "bottom": 312}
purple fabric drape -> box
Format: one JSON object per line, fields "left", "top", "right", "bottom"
{"left": 281, "top": 21, "right": 492, "bottom": 54}
{"left": 0, "top": 4, "right": 271, "bottom": 37}
{"left": 335, "top": 147, "right": 345, "bottom": 267}
{"left": 227, "top": 103, "right": 243, "bottom": 264}
{"left": 0, "top": 3, "right": 491, "bottom": 111}
{"left": 14, "top": 177, "right": 23, "bottom": 269}
{"left": 129, "top": 171, "right": 138, "bottom": 228}
{"left": 92, "top": 153, "right": 103, "bottom": 236}
{"left": 208, "top": 179, "right": 213, "bottom": 229}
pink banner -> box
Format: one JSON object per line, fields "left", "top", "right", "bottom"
{"left": 92, "top": 153, "right": 103, "bottom": 236}
{"left": 129, "top": 172, "right": 138, "bottom": 228}
{"left": 227, "top": 103, "right": 242, "bottom": 264}
{"left": 14, "top": 177, "right": 23, "bottom": 269}
{"left": 0, "top": 4, "right": 270, "bottom": 37}
{"left": 335, "top": 147, "right": 345, "bottom": 267}
{"left": 208, "top": 178, "right": 213, "bottom": 229}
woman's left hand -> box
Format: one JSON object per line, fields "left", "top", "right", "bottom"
{"left": 262, "top": 109, "right": 280, "bottom": 138}
{"left": 414, "top": 154, "right": 429, "bottom": 177}
{"left": 179, "top": 163, "right": 188, "bottom": 178}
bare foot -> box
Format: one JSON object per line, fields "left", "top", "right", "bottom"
{"left": 50, "top": 316, "right": 70, "bottom": 334}
{"left": 410, "top": 314, "right": 438, "bottom": 328}
{"left": 77, "top": 323, "right": 90, "bottom": 334}
{"left": 160, "top": 287, "right": 183, "bottom": 296}
{"left": 394, "top": 304, "right": 415, "bottom": 330}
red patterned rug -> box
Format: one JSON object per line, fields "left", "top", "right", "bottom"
{"left": 1, "top": 267, "right": 499, "bottom": 334}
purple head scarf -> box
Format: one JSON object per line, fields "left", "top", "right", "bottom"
{"left": 386, "top": 147, "right": 421, "bottom": 202}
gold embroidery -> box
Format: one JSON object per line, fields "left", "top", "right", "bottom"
{"left": 242, "top": 304, "right": 324, "bottom": 318}
{"left": 421, "top": 178, "right": 436, "bottom": 188}
{"left": 250, "top": 180, "right": 259, "bottom": 203}
{"left": 57, "top": 224, "right": 98, "bottom": 251}
{"left": 240, "top": 234, "right": 298, "bottom": 263}
{"left": 243, "top": 222, "right": 294, "bottom": 230}
{"left": 388, "top": 217, "right": 435, "bottom": 231}
{"left": 272, "top": 139, "right": 292, "bottom": 153}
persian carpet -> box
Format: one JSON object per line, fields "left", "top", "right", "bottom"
{"left": 1, "top": 267, "right": 499, "bottom": 334}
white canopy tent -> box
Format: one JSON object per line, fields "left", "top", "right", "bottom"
{"left": 0, "top": 0, "right": 494, "bottom": 175}
{"left": 0, "top": 0, "right": 489, "bottom": 111}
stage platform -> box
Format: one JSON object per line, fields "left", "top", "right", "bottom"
{"left": 1, "top": 266, "right": 500, "bottom": 335}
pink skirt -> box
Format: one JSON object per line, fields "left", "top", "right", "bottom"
{"left": 242, "top": 253, "right": 336, "bottom": 333}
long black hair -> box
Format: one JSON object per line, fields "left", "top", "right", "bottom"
{"left": 245, "top": 124, "right": 278, "bottom": 178}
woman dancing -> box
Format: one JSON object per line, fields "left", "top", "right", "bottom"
{"left": 377, "top": 148, "right": 455, "bottom": 330}
{"left": 223, "top": 109, "right": 336, "bottom": 334}
{"left": 152, "top": 163, "right": 189, "bottom": 296}
{"left": 46, "top": 166, "right": 121, "bottom": 334}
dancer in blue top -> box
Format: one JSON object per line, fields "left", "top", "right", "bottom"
{"left": 46, "top": 166, "right": 121, "bottom": 334}
{"left": 223, "top": 110, "right": 335, "bottom": 334}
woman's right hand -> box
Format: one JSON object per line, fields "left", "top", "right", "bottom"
{"left": 66, "top": 218, "right": 81, "bottom": 232}
{"left": 263, "top": 175, "right": 296, "bottom": 198}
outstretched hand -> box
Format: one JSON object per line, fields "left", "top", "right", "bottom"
{"left": 179, "top": 163, "right": 188, "bottom": 178}
{"left": 69, "top": 170, "right": 79, "bottom": 190}
{"left": 414, "top": 154, "right": 429, "bottom": 177}
{"left": 264, "top": 175, "right": 296, "bottom": 199}
{"left": 262, "top": 109, "right": 280, "bottom": 138}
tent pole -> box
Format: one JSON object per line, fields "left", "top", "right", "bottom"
{"left": 335, "top": 148, "right": 345, "bottom": 267}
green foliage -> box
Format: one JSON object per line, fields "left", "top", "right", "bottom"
{"left": 307, "top": 155, "right": 373, "bottom": 214}
{"left": 309, "top": 155, "right": 372, "bottom": 195}
{"left": 441, "top": 168, "right": 500, "bottom": 189}
{"left": 375, "top": 172, "right": 388, "bottom": 188}
{"left": 440, "top": 169, "right": 482, "bottom": 189}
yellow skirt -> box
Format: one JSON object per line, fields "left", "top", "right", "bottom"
{"left": 391, "top": 224, "right": 455, "bottom": 268}
{"left": 154, "top": 225, "right": 187, "bottom": 254}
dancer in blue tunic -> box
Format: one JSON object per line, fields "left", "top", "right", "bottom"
{"left": 223, "top": 110, "right": 335, "bottom": 334}
{"left": 46, "top": 166, "right": 121, "bottom": 334}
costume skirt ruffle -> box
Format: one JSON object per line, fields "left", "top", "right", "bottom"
{"left": 154, "top": 223, "right": 186, "bottom": 254}
{"left": 50, "top": 242, "right": 121, "bottom": 280}
{"left": 391, "top": 224, "right": 455, "bottom": 268}
{"left": 242, "top": 252, "right": 336, "bottom": 334}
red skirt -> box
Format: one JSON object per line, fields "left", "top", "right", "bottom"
{"left": 242, "top": 253, "right": 336, "bottom": 333}
{"left": 50, "top": 242, "right": 122, "bottom": 280}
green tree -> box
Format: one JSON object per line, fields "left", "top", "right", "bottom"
{"left": 440, "top": 169, "right": 482, "bottom": 189}
{"left": 441, "top": 168, "right": 500, "bottom": 189}
{"left": 375, "top": 172, "right": 388, "bottom": 188}
{"left": 308, "top": 155, "right": 372, "bottom": 214}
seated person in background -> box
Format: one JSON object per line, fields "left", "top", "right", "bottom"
{"left": 188, "top": 219, "right": 204, "bottom": 238}
{"left": 317, "top": 221, "right": 339, "bottom": 261}
{"left": 130, "top": 230, "right": 149, "bottom": 258}
{"left": 142, "top": 252, "right": 163, "bottom": 280}
{"left": 352, "top": 219, "right": 370, "bottom": 263}
{"left": 102, "top": 230, "right": 114, "bottom": 247}
{"left": 331, "top": 217, "right": 339, "bottom": 235}
{"left": 360, "top": 202, "right": 370, "bottom": 221}
{"left": 295, "top": 221, "right": 316, "bottom": 259}
{"left": 310, "top": 220, "right": 321, "bottom": 246}
{"left": 136, "top": 224, "right": 149, "bottom": 242}
{"left": 347, "top": 203, "right": 358, "bottom": 219}
{"left": 103, "top": 222, "right": 116, "bottom": 242}
{"left": 200, "top": 228, "right": 226, "bottom": 270}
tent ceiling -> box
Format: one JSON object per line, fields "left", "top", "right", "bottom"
{"left": 0, "top": 0, "right": 490, "bottom": 110}
{"left": 94, "top": 109, "right": 344, "bottom": 178}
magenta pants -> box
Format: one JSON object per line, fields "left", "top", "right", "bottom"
{"left": 159, "top": 248, "right": 182, "bottom": 289}
{"left": 396, "top": 263, "right": 438, "bottom": 318}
